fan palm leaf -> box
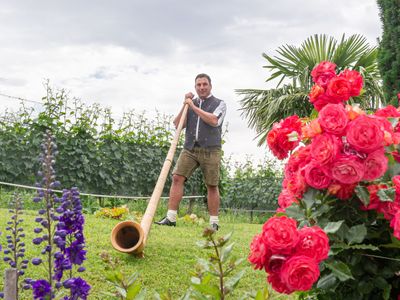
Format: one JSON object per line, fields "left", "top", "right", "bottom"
{"left": 238, "top": 34, "right": 384, "bottom": 145}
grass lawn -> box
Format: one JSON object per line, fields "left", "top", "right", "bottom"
{"left": 0, "top": 208, "right": 293, "bottom": 299}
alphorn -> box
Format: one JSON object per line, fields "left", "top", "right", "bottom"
{"left": 110, "top": 103, "right": 189, "bottom": 256}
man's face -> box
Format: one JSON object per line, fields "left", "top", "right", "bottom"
{"left": 195, "top": 77, "right": 212, "bottom": 99}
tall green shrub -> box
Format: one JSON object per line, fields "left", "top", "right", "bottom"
{"left": 223, "top": 158, "right": 282, "bottom": 212}
{"left": 0, "top": 85, "right": 205, "bottom": 198}
{"left": 377, "top": 0, "right": 400, "bottom": 104}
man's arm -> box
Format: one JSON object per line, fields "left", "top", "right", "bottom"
{"left": 184, "top": 98, "right": 219, "bottom": 127}
{"left": 173, "top": 92, "right": 194, "bottom": 128}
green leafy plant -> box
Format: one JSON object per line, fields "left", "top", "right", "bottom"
{"left": 189, "top": 228, "right": 245, "bottom": 299}
{"left": 100, "top": 251, "right": 146, "bottom": 300}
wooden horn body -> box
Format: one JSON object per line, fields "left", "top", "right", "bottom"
{"left": 110, "top": 103, "right": 189, "bottom": 255}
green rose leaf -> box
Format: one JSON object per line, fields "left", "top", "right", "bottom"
{"left": 355, "top": 185, "right": 370, "bottom": 206}
{"left": 323, "top": 220, "right": 344, "bottom": 234}
{"left": 346, "top": 224, "right": 367, "bottom": 245}
{"left": 316, "top": 273, "right": 337, "bottom": 289}
{"left": 324, "top": 260, "right": 354, "bottom": 281}
{"left": 377, "top": 188, "right": 395, "bottom": 202}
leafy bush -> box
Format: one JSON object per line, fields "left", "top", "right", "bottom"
{"left": 223, "top": 158, "right": 282, "bottom": 212}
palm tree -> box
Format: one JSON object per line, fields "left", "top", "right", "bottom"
{"left": 238, "top": 34, "right": 383, "bottom": 145}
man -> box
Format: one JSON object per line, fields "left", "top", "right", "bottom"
{"left": 155, "top": 73, "right": 226, "bottom": 231}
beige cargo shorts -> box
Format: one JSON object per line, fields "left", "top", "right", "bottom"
{"left": 172, "top": 147, "right": 222, "bottom": 186}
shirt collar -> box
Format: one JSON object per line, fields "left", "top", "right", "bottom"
{"left": 197, "top": 94, "right": 213, "bottom": 101}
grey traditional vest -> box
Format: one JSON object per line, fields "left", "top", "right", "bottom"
{"left": 184, "top": 96, "right": 223, "bottom": 150}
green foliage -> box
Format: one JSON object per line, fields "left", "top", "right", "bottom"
{"left": 223, "top": 158, "right": 282, "bottom": 213}
{"left": 377, "top": 0, "right": 400, "bottom": 105}
{"left": 100, "top": 251, "right": 146, "bottom": 299}
{"left": 0, "top": 84, "right": 204, "bottom": 198}
{"left": 285, "top": 189, "right": 400, "bottom": 299}
{"left": 238, "top": 34, "right": 383, "bottom": 144}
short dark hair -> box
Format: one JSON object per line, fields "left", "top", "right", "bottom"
{"left": 195, "top": 73, "right": 211, "bottom": 84}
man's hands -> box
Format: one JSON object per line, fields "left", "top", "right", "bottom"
{"left": 184, "top": 92, "right": 195, "bottom": 108}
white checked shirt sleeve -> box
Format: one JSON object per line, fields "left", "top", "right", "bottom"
{"left": 213, "top": 101, "right": 227, "bottom": 127}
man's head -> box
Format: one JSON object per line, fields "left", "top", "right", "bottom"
{"left": 195, "top": 73, "right": 212, "bottom": 99}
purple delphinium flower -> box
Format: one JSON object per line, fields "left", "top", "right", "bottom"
{"left": 32, "top": 279, "right": 51, "bottom": 300}
{"left": 53, "top": 188, "right": 90, "bottom": 297}
{"left": 31, "top": 130, "right": 90, "bottom": 299}
{"left": 31, "top": 130, "right": 61, "bottom": 299}
{"left": 62, "top": 277, "right": 90, "bottom": 300}
{"left": 3, "top": 193, "right": 28, "bottom": 299}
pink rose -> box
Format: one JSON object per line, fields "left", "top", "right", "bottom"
{"left": 346, "top": 115, "right": 384, "bottom": 154}
{"left": 304, "top": 162, "right": 332, "bottom": 190}
{"left": 248, "top": 234, "right": 270, "bottom": 270}
{"left": 330, "top": 155, "right": 365, "bottom": 184}
{"left": 362, "top": 149, "right": 388, "bottom": 181}
{"left": 326, "top": 76, "right": 352, "bottom": 102}
{"left": 262, "top": 216, "right": 299, "bottom": 254}
{"left": 280, "top": 255, "right": 320, "bottom": 291}
{"left": 318, "top": 103, "right": 348, "bottom": 135}
{"left": 267, "top": 271, "right": 294, "bottom": 294}
{"left": 338, "top": 69, "right": 363, "bottom": 97}
{"left": 295, "top": 226, "right": 330, "bottom": 262}
{"left": 311, "top": 61, "right": 337, "bottom": 87}
{"left": 310, "top": 134, "right": 341, "bottom": 166}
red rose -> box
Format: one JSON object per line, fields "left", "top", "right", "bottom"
{"left": 267, "top": 271, "right": 294, "bottom": 294}
{"left": 375, "top": 105, "right": 400, "bottom": 118}
{"left": 346, "top": 115, "right": 384, "bottom": 154}
{"left": 311, "top": 61, "right": 337, "bottom": 87}
{"left": 295, "top": 226, "right": 330, "bottom": 262}
{"left": 284, "top": 145, "right": 312, "bottom": 178}
{"left": 330, "top": 155, "right": 365, "bottom": 184}
{"left": 267, "top": 116, "right": 302, "bottom": 160}
{"left": 280, "top": 255, "right": 320, "bottom": 291}
{"left": 311, "top": 134, "right": 341, "bottom": 166}
{"left": 262, "top": 216, "right": 299, "bottom": 254}
{"left": 248, "top": 234, "right": 270, "bottom": 270}
{"left": 328, "top": 181, "right": 356, "bottom": 200}
{"left": 392, "top": 151, "right": 400, "bottom": 163}
{"left": 277, "top": 189, "right": 298, "bottom": 212}
{"left": 360, "top": 184, "right": 388, "bottom": 211}
{"left": 390, "top": 211, "right": 400, "bottom": 240}
{"left": 363, "top": 149, "right": 388, "bottom": 181}
{"left": 393, "top": 175, "right": 400, "bottom": 194}
{"left": 318, "top": 103, "right": 348, "bottom": 135}
{"left": 326, "top": 76, "right": 352, "bottom": 102}
{"left": 338, "top": 69, "right": 363, "bottom": 97}
{"left": 283, "top": 170, "right": 307, "bottom": 199}
{"left": 266, "top": 254, "right": 288, "bottom": 273}
{"left": 304, "top": 162, "right": 332, "bottom": 189}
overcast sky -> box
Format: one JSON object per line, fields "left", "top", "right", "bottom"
{"left": 0, "top": 0, "right": 382, "bottom": 163}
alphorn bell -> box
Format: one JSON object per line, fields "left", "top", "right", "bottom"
{"left": 110, "top": 103, "right": 189, "bottom": 256}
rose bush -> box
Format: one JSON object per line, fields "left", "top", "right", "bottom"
{"left": 249, "top": 61, "right": 400, "bottom": 299}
